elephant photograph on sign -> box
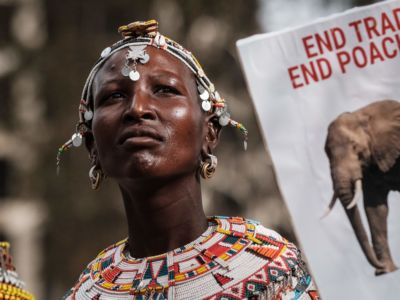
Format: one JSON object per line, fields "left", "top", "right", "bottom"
{"left": 324, "top": 99, "right": 400, "bottom": 276}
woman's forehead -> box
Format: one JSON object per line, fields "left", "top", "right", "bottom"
{"left": 94, "top": 46, "right": 196, "bottom": 85}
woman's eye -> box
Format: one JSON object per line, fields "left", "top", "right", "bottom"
{"left": 97, "top": 92, "right": 126, "bottom": 107}
{"left": 155, "top": 85, "right": 180, "bottom": 95}
{"left": 109, "top": 92, "right": 125, "bottom": 100}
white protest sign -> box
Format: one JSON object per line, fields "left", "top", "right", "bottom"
{"left": 237, "top": 1, "right": 400, "bottom": 299}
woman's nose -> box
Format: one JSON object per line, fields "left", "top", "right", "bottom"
{"left": 123, "top": 88, "right": 156, "bottom": 122}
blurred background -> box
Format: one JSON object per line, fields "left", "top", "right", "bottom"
{"left": 0, "top": 0, "right": 379, "bottom": 298}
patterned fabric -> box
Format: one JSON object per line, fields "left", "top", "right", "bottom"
{"left": 64, "top": 217, "right": 318, "bottom": 300}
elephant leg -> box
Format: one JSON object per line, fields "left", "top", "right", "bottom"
{"left": 363, "top": 183, "right": 398, "bottom": 275}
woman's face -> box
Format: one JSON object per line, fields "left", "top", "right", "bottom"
{"left": 90, "top": 46, "right": 208, "bottom": 181}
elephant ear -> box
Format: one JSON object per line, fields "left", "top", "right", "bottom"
{"left": 370, "top": 100, "right": 400, "bottom": 173}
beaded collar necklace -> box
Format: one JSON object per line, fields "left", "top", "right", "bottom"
{"left": 66, "top": 217, "right": 314, "bottom": 300}
{"left": 71, "top": 216, "right": 266, "bottom": 299}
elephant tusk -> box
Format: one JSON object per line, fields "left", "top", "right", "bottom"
{"left": 320, "top": 193, "right": 337, "bottom": 219}
{"left": 347, "top": 179, "right": 363, "bottom": 209}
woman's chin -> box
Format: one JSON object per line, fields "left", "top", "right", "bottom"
{"left": 110, "top": 153, "right": 163, "bottom": 180}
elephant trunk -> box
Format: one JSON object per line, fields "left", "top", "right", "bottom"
{"left": 332, "top": 169, "right": 384, "bottom": 269}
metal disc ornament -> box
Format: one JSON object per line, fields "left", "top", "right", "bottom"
{"left": 197, "top": 84, "right": 205, "bottom": 93}
{"left": 200, "top": 90, "right": 210, "bottom": 101}
{"left": 219, "top": 113, "right": 230, "bottom": 126}
{"left": 201, "top": 100, "right": 212, "bottom": 112}
{"left": 129, "top": 70, "right": 140, "bottom": 81}
{"left": 215, "top": 107, "right": 223, "bottom": 116}
{"left": 139, "top": 53, "right": 150, "bottom": 64}
{"left": 84, "top": 110, "right": 93, "bottom": 121}
{"left": 121, "top": 65, "right": 131, "bottom": 76}
{"left": 72, "top": 133, "right": 83, "bottom": 147}
{"left": 156, "top": 35, "right": 166, "bottom": 47}
{"left": 198, "top": 69, "right": 205, "bottom": 77}
{"left": 101, "top": 47, "right": 111, "bottom": 58}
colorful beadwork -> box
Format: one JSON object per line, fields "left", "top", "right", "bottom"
{"left": 64, "top": 217, "right": 318, "bottom": 300}
{"left": 0, "top": 242, "right": 35, "bottom": 300}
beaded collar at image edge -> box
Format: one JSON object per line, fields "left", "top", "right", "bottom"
{"left": 57, "top": 20, "right": 248, "bottom": 170}
{"left": 63, "top": 216, "right": 313, "bottom": 300}
{"left": 0, "top": 242, "right": 35, "bottom": 300}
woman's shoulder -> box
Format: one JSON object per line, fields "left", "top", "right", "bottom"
{"left": 62, "top": 239, "right": 127, "bottom": 300}
{"left": 209, "top": 216, "right": 319, "bottom": 299}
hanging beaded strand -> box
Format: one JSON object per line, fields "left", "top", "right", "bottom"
{"left": 57, "top": 20, "right": 248, "bottom": 171}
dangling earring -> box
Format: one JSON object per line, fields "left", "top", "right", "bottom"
{"left": 89, "top": 165, "right": 104, "bottom": 190}
{"left": 200, "top": 153, "right": 218, "bottom": 179}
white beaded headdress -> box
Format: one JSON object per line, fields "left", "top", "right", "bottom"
{"left": 57, "top": 20, "right": 248, "bottom": 171}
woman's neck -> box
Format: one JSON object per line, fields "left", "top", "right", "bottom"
{"left": 119, "top": 174, "right": 208, "bottom": 258}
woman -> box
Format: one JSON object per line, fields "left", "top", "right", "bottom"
{"left": 60, "top": 20, "right": 317, "bottom": 300}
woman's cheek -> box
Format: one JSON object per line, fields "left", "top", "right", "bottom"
{"left": 172, "top": 107, "right": 189, "bottom": 120}
{"left": 93, "top": 109, "right": 118, "bottom": 133}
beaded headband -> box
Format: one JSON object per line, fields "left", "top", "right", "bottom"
{"left": 57, "top": 20, "right": 248, "bottom": 171}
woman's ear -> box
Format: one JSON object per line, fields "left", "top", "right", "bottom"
{"left": 201, "top": 113, "right": 222, "bottom": 156}
{"left": 84, "top": 132, "right": 99, "bottom": 165}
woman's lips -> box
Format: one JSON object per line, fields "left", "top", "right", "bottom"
{"left": 118, "top": 127, "right": 164, "bottom": 147}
